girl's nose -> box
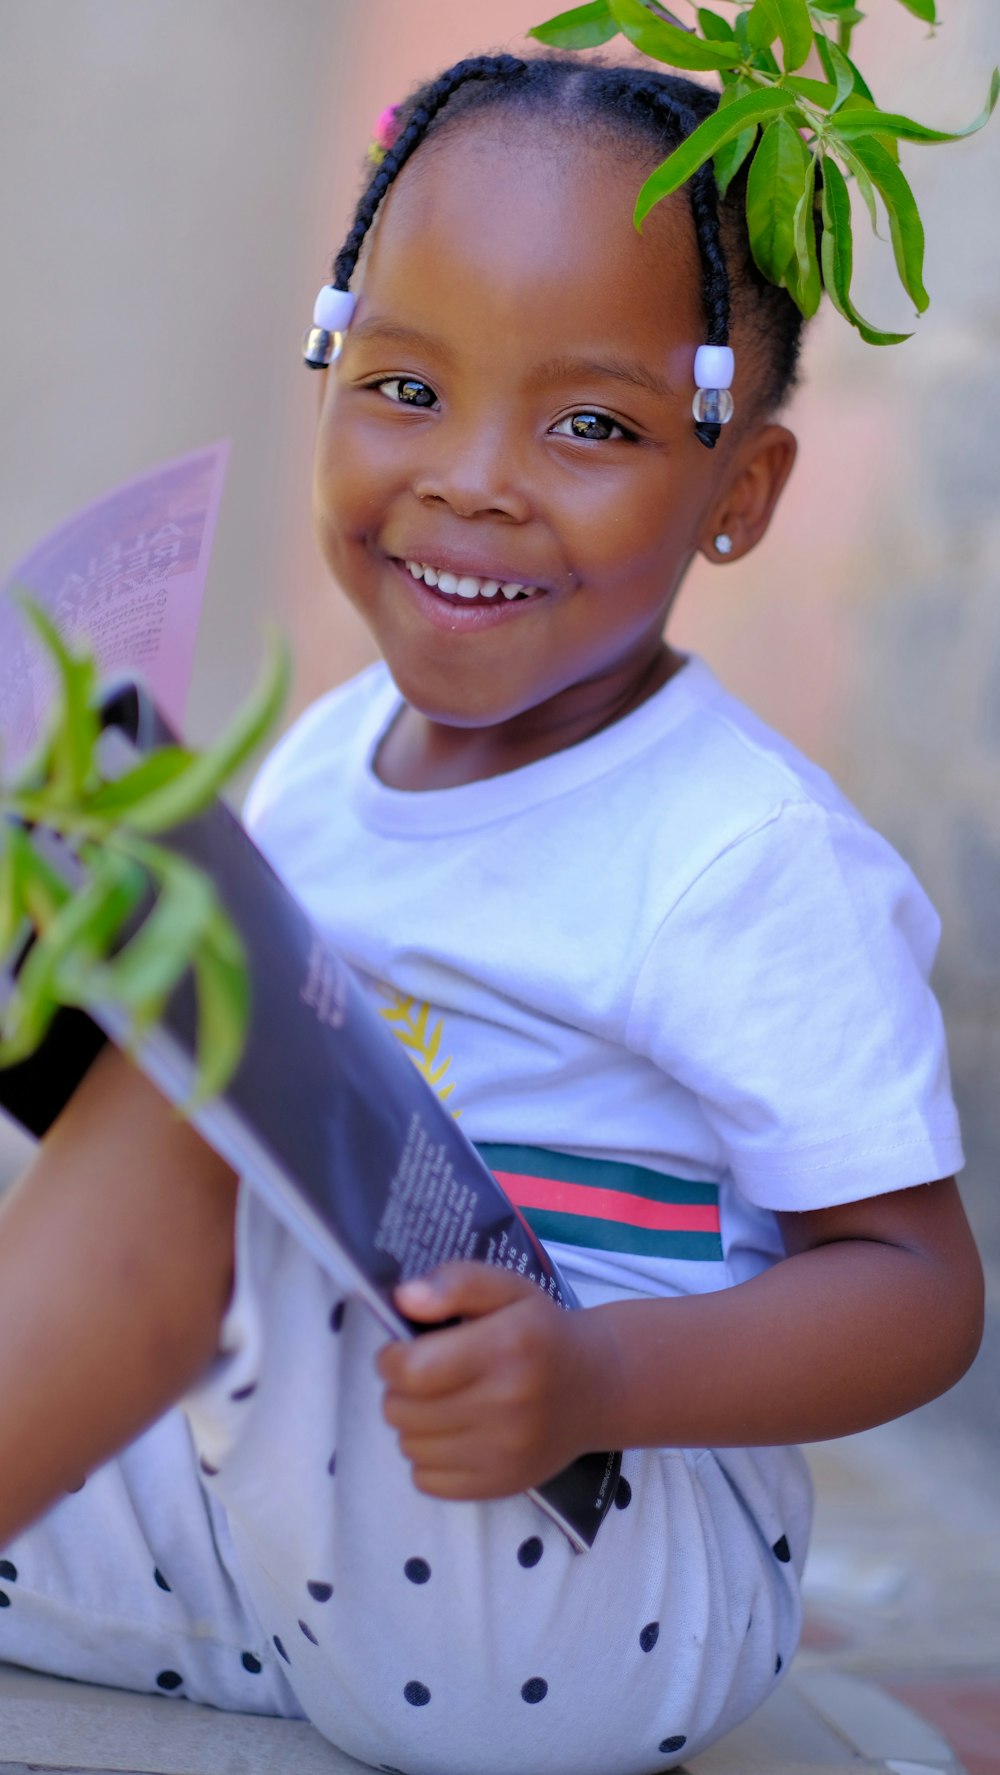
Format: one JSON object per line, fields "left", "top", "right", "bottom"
{"left": 411, "top": 426, "right": 532, "bottom": 523}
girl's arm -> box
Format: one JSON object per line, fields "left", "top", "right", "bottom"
{"left": 0, "top": 1044, "right": 237, "bottom": 1544}
{"left": 380, "top": 1176, "right": 984, "bottom": 1499}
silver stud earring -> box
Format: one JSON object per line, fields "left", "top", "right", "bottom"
{"left": 714, "top": 534, "right": 734, "bottom": 556}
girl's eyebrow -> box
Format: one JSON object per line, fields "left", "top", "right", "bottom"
{"left": 533, "top": 353, "right": 680, "bottom": 404}
{"left": 348, "top": 318, "right": 456, "bottom": 362}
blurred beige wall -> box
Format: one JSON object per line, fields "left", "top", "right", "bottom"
{"left": 1, "top": 3, "right": 999, "bottom": 1475}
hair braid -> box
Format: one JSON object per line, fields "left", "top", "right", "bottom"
{"left": 629, "top": 78, "right": 730, "bottom": 446}
{"left": 331, "top": 53, "right": 526, "bottom": 292}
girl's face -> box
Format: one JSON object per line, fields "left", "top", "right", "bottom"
{"left": 313, "top": 122, "right": 793, "bottom": 772}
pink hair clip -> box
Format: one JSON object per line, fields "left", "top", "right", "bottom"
{"left": 368, "top": 104, "right": 402, "bottom": 166}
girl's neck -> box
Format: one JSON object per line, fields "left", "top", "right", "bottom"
{"left": 374, "top": 643, "right": 684, "bottom": 792}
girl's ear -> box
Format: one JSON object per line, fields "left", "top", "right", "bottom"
{"left": 698, "top": 425, "right": 797, "bottom": 565}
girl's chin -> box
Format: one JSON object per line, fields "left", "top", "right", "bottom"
{"left": 381, "top": 654, "right": 550, "bottom": 732}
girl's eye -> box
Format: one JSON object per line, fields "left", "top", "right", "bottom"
{"left": 551, "top": 411, "right": 635, "bottom": 443}
{"left": 372, "top": 376, "right": 438, "bottom": 408}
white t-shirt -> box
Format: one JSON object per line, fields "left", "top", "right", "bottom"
{"left": 243, "top": 655, "right": 964, "bottom": 1308}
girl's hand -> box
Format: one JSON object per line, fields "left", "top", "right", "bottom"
{"left": 377, "top": 1262, "right": 599, "bottom": 1501}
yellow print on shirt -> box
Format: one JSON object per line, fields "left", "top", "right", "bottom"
{"left": 379, "top": 991, "right": 460, "bottom": 1112}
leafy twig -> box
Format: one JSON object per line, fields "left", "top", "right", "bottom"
{"left": 0, "top": 596, "right": 289, "bottom": 1105}
{"left": 528, "top": 0, "right": 998, "bottom": 342}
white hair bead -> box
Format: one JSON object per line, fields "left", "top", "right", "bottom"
{"left": 694, "top": 345, "right": 735, "bottom": 391}
{"left": 313, "top": 286, "right": 357, "bottom": 332}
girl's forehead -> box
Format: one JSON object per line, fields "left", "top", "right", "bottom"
{"left": 358, "top": 123, "right": 704, "bottom": 369}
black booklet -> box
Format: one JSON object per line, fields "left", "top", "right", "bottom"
{"left": 0, "top": 680, "right": 621, "bottom": 1550}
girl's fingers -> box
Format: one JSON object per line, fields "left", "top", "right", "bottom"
{"left": 396, "top": 1429, "right": 484, "bottom": 1472}
{"left": 377, "top": 1310, "right": 507, "bottom": 1398}
{"left": 395, "top": 1260, "right": 545, "bottom": 1324}
{"left": 381, "top": 1385, "right": 477, "bottom": 1437}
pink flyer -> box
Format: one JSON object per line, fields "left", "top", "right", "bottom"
{"left": 0, "top": 441, "right": 229, "bottom": 772}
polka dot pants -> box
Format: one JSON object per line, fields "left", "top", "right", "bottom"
{"left": 0, "top": 1189, "right": 811, "bottom": 1775}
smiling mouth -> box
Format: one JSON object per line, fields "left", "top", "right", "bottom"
{"left": 398, "top": 558, "right": 542, "bottom": 602}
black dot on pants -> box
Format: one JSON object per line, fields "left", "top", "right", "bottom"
{"left": 404, "top": 1680, "right": 431, "bottom": 1706}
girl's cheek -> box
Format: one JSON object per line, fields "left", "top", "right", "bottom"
{"left": 318, "top": 399, "right": 408, "bottom": 513}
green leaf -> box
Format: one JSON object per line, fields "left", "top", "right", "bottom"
{"left": 14, "top": 594, "right": 100, "bottom": 806}
{"left": 607, "top": 0, "right": 740, "bottom": 69}
{"left": 843, "top": 144, "right": 879, "bottom": 234}
{"left": 0, "top": 851, "right": 139, "bottom": 1066}
{"left": 828, "top": 127, "right": 880, "bottom": 236}
{"left": 124, "top": 631, "right": 290, "bottom": 835}
{"left": 784, "top": 74, "right": 836, "bottom": 108}
{"left": 746, "top": 0, "right": 776, "bottom": 48}
{"left": 789, "top": 152, "right": 822, "bottom": 317}
{"left": 52, "top": 849, "right": 148, "bottom": 1004}
{"left": 697, "top": 7, "right": 738, "bottom": 45}
{"left": 844, "top": 133, "right": 929, "bottom": 311}
{"left": 0, "top": 821, "right": 27, "bottom": 960}
{"left": 635, "top": 88, "right": 800, "bottom": 225}
{"left": 893, "top": 0, "right": 936, "bottom": 21}
{"left": 527, "top": 0, "right": 618, "bottom": 47}
{"left": 810, "top": 2, "right": 865, "bottom": 25}
{"left": 713, "top": 83, "right": 758, "bottom": 196}
{"left": 87, "top": 746, "right": 197, "bottom": 818}
{"left": 747, "top": 0, "right": 813, "bottom": 71}
{"left": 187, "top": 904, "right": 249, "bottom": 1106}
{"left": 72, "top": 846, "right": 215, "bottom": 1018}
{"left": 746, "top": 116, "right": 812, "bottom": 283}
{"left": 838, "top": 91, "right": 900, "bottom": 161}
{"left": 833, "top": 69, "right": 1000, "bottom": 144}
{"left": 820, "top": 155, "right": 912, "bottom": 344}
{"left": 17, "top": 832, "right": 73, "bottom": 929}
{"left": 816, "top": 34, "right": 866, "bottom": 108}
{"left": 815, "top": 34, "right": 874, "bottom": 104}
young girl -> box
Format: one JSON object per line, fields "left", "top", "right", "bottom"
{"left": 0, "top": 50, "right": 984, "bottom": 1775}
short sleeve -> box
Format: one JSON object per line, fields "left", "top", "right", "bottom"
{"left": 625, "top": 801, "right": 964, "bottom": 1210}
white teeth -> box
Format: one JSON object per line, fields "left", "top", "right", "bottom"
{"left": 403, "top": 559, "right": 537, "bottom": 601}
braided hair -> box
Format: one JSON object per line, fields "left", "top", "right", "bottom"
{"left": 327, "top": 54, "right": 806, "bottom": 442}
